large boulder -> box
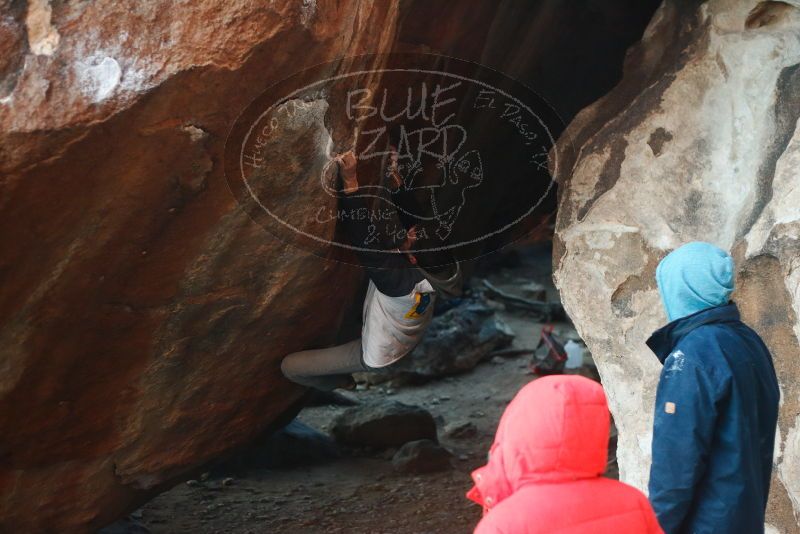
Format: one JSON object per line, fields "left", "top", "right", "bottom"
{"left": 0, "top": 1, "right": 398, "bottom": 531}
{"left": 553, "top": 1, "right": 800, "bottom": 532}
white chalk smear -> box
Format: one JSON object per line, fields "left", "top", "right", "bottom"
{"left": 75, "top": 56, "right": 121, "bottom": 103}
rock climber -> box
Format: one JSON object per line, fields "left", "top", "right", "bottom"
{"left": 280, "top": 148, "right": 461, "bottom": 390}
{"left": 468, "top": 375, "right": 663, "bottom": 533}
{"left": 646, "top": 241, "right": 780, "bottom": 533}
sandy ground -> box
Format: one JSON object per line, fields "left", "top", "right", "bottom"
{"left": 129, "top": 248, "right": 612, "bottom": 534}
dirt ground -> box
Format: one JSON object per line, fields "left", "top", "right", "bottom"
{"left": 130, "top": 249, "right": 611, "bottom": 534}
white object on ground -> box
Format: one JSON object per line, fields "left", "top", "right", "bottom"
{"left": 564, "top": 340, "right": 584, "bottom": 369}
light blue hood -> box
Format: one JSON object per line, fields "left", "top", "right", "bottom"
{"left": 656, "top": 242, "right": 735, "bottom": 322}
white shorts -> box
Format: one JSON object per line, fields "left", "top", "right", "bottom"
{"left": 360, "top": 278, "right": 435, "bottom": 368}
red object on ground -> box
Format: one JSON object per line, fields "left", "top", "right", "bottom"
{"left": 467, "top": 375, "right": 663, "bottom": 534}
{"left": 529, "top": 324, "right": 567, "bottom": 375}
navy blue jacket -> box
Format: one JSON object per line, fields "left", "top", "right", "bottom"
{"left": 646, "top": 303, "right": 779, "bottom": 534}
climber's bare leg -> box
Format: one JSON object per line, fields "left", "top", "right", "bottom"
{"left": 281, "top": 339, "right": 365, "bottom": 391}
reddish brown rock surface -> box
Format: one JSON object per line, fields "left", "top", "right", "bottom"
{"left": 0, "top": 1, "right": 397, "bottom": 531}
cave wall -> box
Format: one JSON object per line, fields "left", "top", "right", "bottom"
{"left": 395, "top": 0, "right": 662, "bottom": 243}
{"left": 396, "top": 0, "right": 661, "bottom": 123}
{"left": 553, "top": 1, "right": 800, "bottom": 531}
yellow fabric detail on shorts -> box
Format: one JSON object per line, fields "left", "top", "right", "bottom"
{"left": 404, "top": 292, "right": 431, "bottom": 319}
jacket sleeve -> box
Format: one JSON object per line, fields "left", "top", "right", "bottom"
{"left": 648, "top": 350, "right": 725, "bottom": 533}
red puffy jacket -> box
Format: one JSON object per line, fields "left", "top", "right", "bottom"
{"left": 468, "top": 375, "right": 663, "bottom": 534}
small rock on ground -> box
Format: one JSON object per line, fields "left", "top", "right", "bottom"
{"left": 331, "top": 401, "right": 437, "bottom": 448}
{"left": 444, "top": 421, "right": 478, "bottom": 440}
{"left": 392, "top": 439, "right": 453, "bottom": 474}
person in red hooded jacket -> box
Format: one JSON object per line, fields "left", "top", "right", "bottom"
{"left": 468, "top": 375, "right": 663, "bottom": 534}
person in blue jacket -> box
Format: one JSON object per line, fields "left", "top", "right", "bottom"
{"left": 646, "top": 241, "right": 779, "bottom": 534}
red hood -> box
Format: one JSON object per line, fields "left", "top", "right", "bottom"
{"left": 468, "top": 375, "right": 609, "bottom": 510}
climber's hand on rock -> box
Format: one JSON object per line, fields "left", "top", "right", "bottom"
{"left": 387, "top": 145, "right": 403, "bottom": 190}
{"left": 337, "top": 150, "right": 359, "bottom": 194}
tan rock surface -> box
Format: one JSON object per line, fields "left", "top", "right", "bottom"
{"left": 554, "top": 1, "right": 800, "bottom": 531}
